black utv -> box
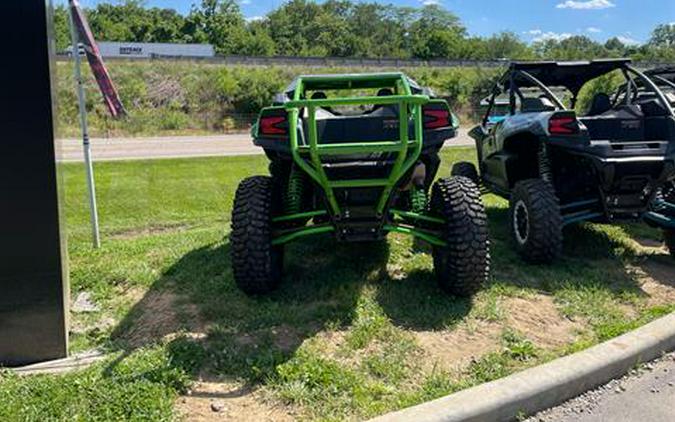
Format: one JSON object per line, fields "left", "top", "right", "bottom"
{"left": 457, "top": 59, "right": 675, "bottom": 263}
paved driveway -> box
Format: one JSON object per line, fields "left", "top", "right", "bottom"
{"left": 527, "top": 353, "right": 675, "bottom": 422}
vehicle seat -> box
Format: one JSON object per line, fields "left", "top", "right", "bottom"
{"left": 367, "top": 88, "right": 396, "bottom": 114}
{"left": 521, "top": 97, "right": 556, "bottom": 113}
{"left": 586, "top": 93, "right": 611, "bottom": 116}
{"left": 311, "top": 91, "right": 340, "bottom": 115}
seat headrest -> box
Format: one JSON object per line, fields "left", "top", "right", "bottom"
{"left": 587, "top": 92, "right": 611, "bottom": 116}
{"left": 521, "top": 97, "right": 556, "bottom": 113}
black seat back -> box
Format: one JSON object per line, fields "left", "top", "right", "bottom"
{"left": 521, "top": 97, "right": 556, "bottom": 113}
{"left": 580, "top": 105, "right": 644, "bottom": 141}
{"left": 587, "top": 93, "right": 611, "bottom": 116}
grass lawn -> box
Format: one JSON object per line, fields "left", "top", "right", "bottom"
{"left": 2, "top": 147, "right": 674, "bottom": 421}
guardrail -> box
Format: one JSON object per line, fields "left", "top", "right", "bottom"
{"left": 55, "top": 54, "right": 675, "bottom": 69}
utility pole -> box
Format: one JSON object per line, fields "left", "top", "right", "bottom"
{"left": 69, "top": 6, "right": 100, "bottom": 248}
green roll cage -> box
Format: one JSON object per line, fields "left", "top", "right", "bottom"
{"left": 256, "top": 73, "right": 457, "bottom": 247}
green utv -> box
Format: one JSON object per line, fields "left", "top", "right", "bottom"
{"left": 230, "top": 73, "right": 490, "bottom": 296}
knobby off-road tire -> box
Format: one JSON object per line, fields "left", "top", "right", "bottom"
{"left": 509, "top": 179, "right": 563, "bottom": 263}
{"left": 431, "top": 176, "right": 490, "bottom": 297}
{"left": 231, "top": 176, "right": 284, "bottom": 295}
{"left": 451, "top": 161, "right": 479, "bottom": 185}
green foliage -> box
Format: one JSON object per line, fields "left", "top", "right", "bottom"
{"left": 54, "top": 1, "right": 675, "bottom": 62}
{"left": 534, "top": 35, "right": 606, "bottom": 60}
{"left": 53, "top": 5, "right": 71, "bottom": 52}
{"left": 184, "top": 0, "right": 250, "bottom": 55}
{"left": 55, "top": 61, "right": 504, "bottom": 137}
{"left": 575, "top": 70, "right": 624, "bottom": 114}
{"left": 649, "top": 23, "right": 675, "bottom": 47}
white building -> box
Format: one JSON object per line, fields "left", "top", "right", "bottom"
{"left": 95, "top": 42, "right": 215, "bottom": 59}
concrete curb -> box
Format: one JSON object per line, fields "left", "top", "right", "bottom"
{"left": 12, "top": 350, "right": 106, "bottom": 375}
{"left": 371, "top": 312, "right": 675, "bottom": 422}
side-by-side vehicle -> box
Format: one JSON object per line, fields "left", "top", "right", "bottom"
{"left": 458, "top": 59, "right": 675, "bottom": 262}
{"left": 231, "top": 73, "right": 490, "bottom": 295}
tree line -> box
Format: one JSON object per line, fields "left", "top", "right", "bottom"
{"left": 54, "top": 0, "right": 675, "bottom": 61}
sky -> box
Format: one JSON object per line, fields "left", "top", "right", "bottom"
{"left": 57, "top": 0, "right": 675, "bottom": 45}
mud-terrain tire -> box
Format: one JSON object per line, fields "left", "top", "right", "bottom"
{"left": 430, "top": 176, "right": 490, "bottom": 297}
{"left": 509, "top": 179, "right": 563, "bottom": 263}
{"left": 231, "top": 176, "right": 283, "bottom": 295}
{"left": 451, "top": 161, "right": 479, "bottom": 185}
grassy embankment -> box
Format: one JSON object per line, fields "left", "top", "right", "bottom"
{"left": 55, "top": 60, "right": 501, "bottom": 138}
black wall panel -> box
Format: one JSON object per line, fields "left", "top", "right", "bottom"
{"left": 0, "top": 1, "right": 69, "bottom": 365}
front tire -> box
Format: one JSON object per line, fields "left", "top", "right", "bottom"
{"left": 231, "top": 176, "right": 283, "bottom": 295}
{"left": 431, "top": 176, "right": 490, "bottom": 297}
{"left": 509, "top": 179, "right": 562, "bottom": 263}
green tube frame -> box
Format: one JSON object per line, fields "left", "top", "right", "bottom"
{"left": 267, "top": 73, "right": 449, "bottom": 247}
{"left": 285, "top": 73, "right": 428, "bottom": 217}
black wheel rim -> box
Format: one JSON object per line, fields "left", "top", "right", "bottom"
{"left": 514, "top": 200, "right": 529, "bottom": 245}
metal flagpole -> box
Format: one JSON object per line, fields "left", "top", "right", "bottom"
{"left": 69, "top": 7, "right": 101, "bottom": 248}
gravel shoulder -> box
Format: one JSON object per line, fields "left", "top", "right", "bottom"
{"left": 527, "top": 352, "right": 675, "bottom": 422}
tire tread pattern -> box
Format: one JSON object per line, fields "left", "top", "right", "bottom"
{"left": 431, "top": 176, "right": 490, "bottom": 297}
{"left": 231, "top": 176, "right": 283, "bottom": 294}
{"left": 509, "top": 179, "right": 563, "bottom": 263}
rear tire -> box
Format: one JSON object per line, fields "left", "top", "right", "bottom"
{"left": 231, "top": 176, "right": 283, "bottom": 295}
{"left": 451, "top": 162, "right": 479, "bottom": 185}
{"left": 431, "top": 176, "right": 490, "bottom": 297}
{"left": 509, "top": 179, "right": 562, "bottom": 263}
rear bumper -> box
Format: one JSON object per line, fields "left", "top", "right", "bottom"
{"left": 589, "top": 157, "right": 674, "bottom": 218}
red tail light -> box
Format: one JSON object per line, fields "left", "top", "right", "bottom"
{"left": 260, "top": 115, "right": 287, "bottom": 136}
{"left": 548, "top": 116, "right": 579, "bottom": 135}
{"left": 424, "top": 108, "right": 450, "bottom": 129}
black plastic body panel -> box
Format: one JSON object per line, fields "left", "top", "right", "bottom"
{"left": 0, "top": 1, "right": 69, "bottom": 366}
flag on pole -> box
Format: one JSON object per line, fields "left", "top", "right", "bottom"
{"left": 69, "top": 0, "right": 126, "bottom": 118}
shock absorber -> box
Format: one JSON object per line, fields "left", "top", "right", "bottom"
{"left": 284, "top": 164, "right": 306, "bottom": 214}
{"left": 410, "top": 185, "right": 427, "bottom": 214}
{"left": 538, "top": 143, "right": 553, "bottom": 183}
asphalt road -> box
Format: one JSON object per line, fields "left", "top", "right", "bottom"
{"left": 57, "top": 128, "right": 474, "bottom": 162}
{"left": 527, "top": 352, "right": 675, "bottom": 422}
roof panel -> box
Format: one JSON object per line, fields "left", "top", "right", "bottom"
{"left": 506, "top": 59, "right": 632, "bottom": 95}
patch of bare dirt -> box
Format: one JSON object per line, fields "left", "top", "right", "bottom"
{"left": 632, "top": 237, "right": 665, "bottom": 249}
{"left": 110, "top": 223, "right": 193, "bottom": 240}
{"left": 503, "top": 295, "right": 582, "bottom": 348}
{"left": 415, "top": 321, "right": 502, "bottom": 370}
{"left": 118, "top": 286, "right": 209, "bottom": 348}
{"left": 176, "top": 379, "right": 294, "bottom": 422}
{"left": 627, "top": 259, "right": 675, "bottom": 306}
{"left": 234, "top": 324, "right": 303, "bottom": 354}
{"left": 414, "top": 294, "right": 583, "bottom": 371}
